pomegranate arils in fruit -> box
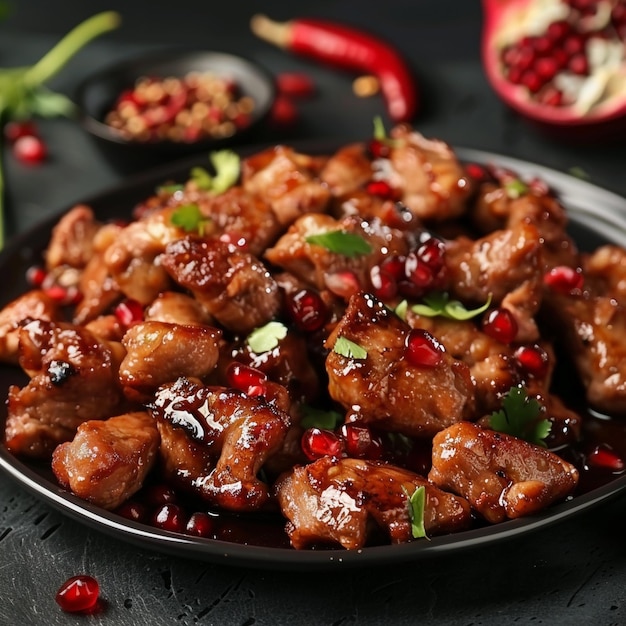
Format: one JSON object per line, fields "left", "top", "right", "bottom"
{"left": 514, "top": 344, "right": 549, "bottom": 379}
{"left": 544, "top": 265, "right": 584, "bottom": 294}
{"left": 226, "top": 362, "right": 268, "bottom": 396}
{"left": 287, "top": 288, "right": 329, "bottom": 332}
{"left": 301, "top": 427, "right": 343, "bottom": 461}
{"left": 586, "top": 444, "right": 625, "bottom": 472}
{"left": 482, "top": 307, "right": 518, "bottom": 344}
{"left": 186, "top": 512, "right": 216, "bottom": 538}
{"left": 55, "top": 575, "right": 100, "bottom": 614}
{"left": 114, "top": 298, "right": 144, "bottom": 327}
{"left": 152, "top": 503, "right": 187, "bottom": 533}
{"left": 404, "top": 328, "right": 445, "bottom": 368}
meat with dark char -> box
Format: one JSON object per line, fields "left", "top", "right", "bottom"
{"left": 160, "top": 237, "right": 281, "bottom": 335}
{"left": 325, "top": 292, "right": 475, "bottom": 437}
{"left": 428, "top": 422, "right": 579, "bottom": 523}
{"left": 51, "top": 411, "right": 159, "bottom": 510}
{"left": 276, "top": 456, "right": 472, "bottom": 550}
{"left": 5, "top": 319, "right": 126, "bottom": 458}
{"left": 151, "top": 376, "right": 291, "bottom": 511}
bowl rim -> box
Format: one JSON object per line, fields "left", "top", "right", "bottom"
{"left": 74, "top": 46, "right": 277, "bottom": 148}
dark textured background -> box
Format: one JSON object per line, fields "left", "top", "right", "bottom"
{"left": 1, "top": 2, "right": 626, "bottom": 624}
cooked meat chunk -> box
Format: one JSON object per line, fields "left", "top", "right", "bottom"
{"left": 444, "top": 222, "right": 544, "bottom": 341}
{"left": 319, "top": 142, "right": 373, "bottom": 197}
{"left": 160, "top": 237, "right": 281, "bottom": 335}
{"left": 45, "top": 204, "right": 100, "bottom": 270}
{"left": 242, "top": 145, "right": 331, "bottom": 226}
{"left": 385, "top": 126, "right": 472, "bottom": 222}
{"left": 119, "top": 321, "right": 222, "bottom": 398}
{"left": 265, "top": 214, "right": 408, "bottom": 296}
{"left": 0, "top": 290, "right": 61, "bottom": 364}
{"left": 325, "top": 292, "right": 474, "bottom": 437}
{"left": 84, "top": 315, "right": 125, "bottom": 342}
{"left": 144, "top": 291, "right": 214, "bottom": 326}
{"left": 51, "top": 411, "right": 159, "bottom": 510}
{"left": 5, "top": 319, "right": 126, "bottom": 458}
{"left": 583, "top": 244, "right": 626, "bottom": 306}
{"left": 429, "top": 422, "right": 579, "bottom": 523}
{"left": 276, "top": 456, "right": 472, "bottom": 550}
{"left": 151, "top": 377, "right": 291, "bottom": 511}
{"left": 103, "top": 206, "right": 182, "bottom": 305}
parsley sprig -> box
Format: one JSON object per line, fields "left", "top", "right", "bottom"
{"left": 246, "top": 321, "right": 288, "bottom": 353}
{"left": 489, "top": 386, "right": 552, "bottom": 446}
{"left": 190, "top": 149, "right": 240, "bottom": 194}
{"left": 333, "top": 336, "right": 367, "bottom": 360}
{"left": 410, "top": 292, "right": 492, "bottom": 321}
{"left": 305, "top": 230, "right": 372, "bottom": 258}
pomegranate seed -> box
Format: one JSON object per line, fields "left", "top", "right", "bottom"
{"left": 13, "top": 134, "right": 47, "bottom": 164}
{"left": 301, "top": 427, "right": 343, "bottom": 461}
{"left": 226, "top": 362, "right": 268, "bottom": 396}
{"left": 520, "top": 71, "right": 543, "bottom": 93}
{"left": 482, "top": 308, "right": 519, "bottom": 344}
{"left": 546, "top": 20, "right": 571, "bottom": 41}
{"left": 563, "top": 35, "right": 585, "bottom": 55}
{"left": 368, "top": 138, "right": 390, "bottom": 159}
{"left": 533, "top": 35, "right": 553, "bottom": 54}
{"left": 186, "top": 512, "right": 216, "bottom": 537}
{"left": 366, "top": 179, "right": 398, "bottom": 200}
{"left": 340, "top": 424, "right": 383, "bottom": 460}
{"left": 404, "top": 328, "right": 445, "bottom": 368}
{"left": 44, "top": 285, "right": 69, "bottom": 302}
{"left": 534, "top": 57, "right": 559, "bottom": 81}
{"left": 324, "top": 270, "right": 361, "bottom": 300}
{"left": 539, "top": 87, "right": 564, "bottom": 107}
{"left": 417, "top": 235, "right": 446, "bottom": 273}
{"left": 286, "top": 288, "right": 329, "bottom": 332}
{"left": 568, "top": 54, "right": 589, "bottom": 75}
{"left": 276, "top": 72, "right": 316, "bottom": 98}
{"left": 507, "top": 66, "right": 524, "bottom": 85}
{"left": 142, "top": 483, "right": 177, "bottom": 507}
{"left": 114, "top": 298, "right": 144, "bottom": 327}
{"left": 152, "top": 503, "right": 187, "bottom": 533}
{"left": 55, "top": 575, "right": 100, "bottom": 613}
{"left": 369, "top": 265, "right": 398, "bottom": 300}
{"left": 543, "top": 266, "right": 584, "bottom": 294}
{"left": 465, "top": 163, "right": 490, "bottom": 181}
{"left": 404, "top": 252, "right": 434, "bottom": 289}
{"left": 380, "top": 254, "right": 407, "bottom": 280}
{"left": 115, "top": 500, "right": 147, "bottom": 523}
{"left": 26, "top": 265, "right": 47, "bottom": 287}
{"left": 587, "top": 444, "right": 625, "bottom": 472}
{"left": 514, "top": 344, "right": 549, "bottom": 379}
{"left": 4, "top": 120, "right": 38, "bottom": 143}
{"left": 269, "top": 95, "right": 299, "bottom": 128}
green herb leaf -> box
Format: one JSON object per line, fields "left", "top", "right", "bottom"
{"left": 157, "top": 183, "right": 185, "bottom": 194}
{"left": 406, "top": 485, "right": 428, "bottom": 540}
{"left": 394, "top": 299, "right": 408, "bottom": 321}
{"left": 305, "top": 230, "right": 373, "bottom": 257}
{"left": 489, "top": 386, "right": 551, "bottom": 446}
{"left": 170, "top": 203, "right": 212, "bottom": 235}
{"left": 333, "top": 336, "right": 367, "bottom": 360}
{"left": 247, "top": 321, "right": 288, "bottom": 353}
{"left": 504, "top": 179, "right": 529, "bottom": 199}
{"left": 411, "top": 292, "right": 492, "bottom": 321}
{"left": 188, "top": 150, "right": 240, "bottom": 194}
{"left": 300, "top": 405, "right": 344, "bottom": 430}
{"left": 373, "top": 115, "right": 387, "bottom": 141}
{"left": 190, "top": 166, "right": 214, "bottom": 190}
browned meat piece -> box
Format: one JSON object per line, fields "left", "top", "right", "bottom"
{"left": 325, "top": 292, "right": 474, "bottom": 437}
{"left": 264, "top": 214, "right": 409, "bottom": 296}
{"left": 5, "top": 319, "right": 126, "bottom": 459}
{"left": 385, "top": 125, "right": 473, "bottom": 222}
{"left": 319, "top": 142, "right": 373, "bottom": 197}
{"left": 84, "top": 315, "right": 125, "bottom": 342}
{"left": 583, "top": 244, "right": 626, "bottom": 306}
{"left": 152, "top": 376, "right": 291, "bottom": 511}
{"left": 51, "top": 411, "right": 159, "bottom": 510}
{"left": 242, "top": 145, "right": 331, "bottom": 226}
{"left": 73, "top": 222, "right": 124, "bottom": 325}
{"left": 444, "top": 222, "right": 544, "bottom": 341}
{"left": 0, "top": 290, "right": 61, "bottom": 364}
{"left": 276, "top": 456, "right": 472, "bottom": 550}
{"left": 144, "top": 291, "right": 215, "bottom": 326}
{"left": 429, "top": 422, "right": 579, "bottom": 523}
{"left": 45, "top": 204, "right": 100, "bottom": 270}
{"left": 119, "top": 321, "right": 222, "bottom": 399}
{"left": 103, "top": 206, "right": 182, "bottom": 305}
{"left": 160, "top": 237, "right": 281, "bottom": 335}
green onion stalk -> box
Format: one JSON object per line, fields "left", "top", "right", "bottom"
{"left": 0, "top": 11, "right": 121, "bottom": 250}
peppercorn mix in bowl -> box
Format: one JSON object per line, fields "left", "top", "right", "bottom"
{"left": 75, "top": 49, "right": 276, "bottom": 174}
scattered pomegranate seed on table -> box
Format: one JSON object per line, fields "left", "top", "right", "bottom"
{"left": 55, "top": 575, "right": 100, "bottom": 614}
{"left": 13, "top": 134, "right": 47, "bottom": 165}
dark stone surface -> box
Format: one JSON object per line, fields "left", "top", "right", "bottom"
{"left": 1, "top": 2, "right": 626, "bottom": 624}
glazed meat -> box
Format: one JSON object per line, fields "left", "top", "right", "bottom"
{"left": 0, "top": 290, "right": 61, "bottom": 364}
{"left": 151, "top": 377, "right": 291, "bottom": 511}
{"left": 326, "top": 292, "right": 474, "bottom": 437}
{"left": 319, "top": 142, "right": 373, "bottom": 197}
{"left": 51, "top": 411, "right": 159, "bottom": 510}
{"left": 583, "top": 244, "right": 626, "bottom": 306}
{"left": 5, "top": 319, "right": 126, "bottom": 458}
{"left": 160, "top": 237, "right": 281, "bottom": 335}
{"left": 429, "top": 422, "right": 579, "bottom": 523}
{"left": 119, "top": 321, "right": 222, "bottom": 399}
{"left": 144, "top": 291, "right": 215, "bottom": 326}
{"left": 276, "top": 456, "right": 472, "bottom": 550}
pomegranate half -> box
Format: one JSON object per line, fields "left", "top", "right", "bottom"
{"left": 482, "top": 0, "right": 626, "bottom": 141}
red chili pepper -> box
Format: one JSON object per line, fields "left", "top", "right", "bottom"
{"left": 251, "top": 14, "right": 418, "bottom": 123}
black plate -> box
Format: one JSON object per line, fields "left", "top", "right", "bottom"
{"left": 1, "top": 145, "right": 626, "bottom": 571}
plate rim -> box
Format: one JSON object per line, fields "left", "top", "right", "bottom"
{"left": 2, "top": 141, "right": 626, "bottom": 570}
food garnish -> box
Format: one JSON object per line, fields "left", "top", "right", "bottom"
{"left": 305, "top": 230, "right": 373, "bottom": 257}
{"left": 405, "top": 485, "right": 427, "bottom": 539}
{"left": 489, "top": 386, "right": 552, "bottom": 446}
{"left": 190, "top": 149, "right": 240, "bottom": 193}
{"left": 246, "top": 321, "right": 288, "bottom": 353}
{"left": 170, "top": 203, "right": 212, "bottom": 235}
{"left": 333, "top": 336, "right": 368, "bottom": 359}
{"left": 411, "top": 291, "right": 492, "bottom": 321}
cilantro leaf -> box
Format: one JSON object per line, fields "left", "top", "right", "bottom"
{"left": 394, "top": 299, "right": 408, "bottom": 321}
{"left": 300, "top": 405, "right": 344, "bottom": 430}
{"left": 411, "top": 292, "right": 492, "bottom": 321}
{"left": 170, "top": 203, "right": 212, "bottom": 235}
{"left": 189, "top": 149, "right": 240, "bottom": 194}
{"left": 305, "top": 230, "right": 372, "bottom": 257}
{"left": 247, "top": 321, "right": 288, "bottom": 353}
{"left": 333, "top": 336, "right": 367, "bottom": 360}
{"left": 405, "top": 485, "right": 428, "bottom": 540}
{"left": 504, "top": 179, "right": 529, "bottom": 199}
{"left": 489, "top": 386, "right": 551, "bottom": 446}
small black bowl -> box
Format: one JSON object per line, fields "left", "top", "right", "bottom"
{"left": 75, "top": 49, "right": 276, "bottom": 174}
